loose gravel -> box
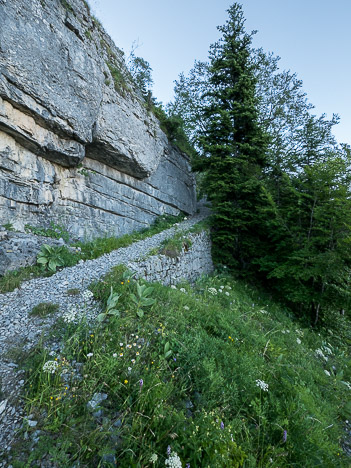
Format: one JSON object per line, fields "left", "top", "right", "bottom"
{"left": 0, "top": 208, "right": 209, "bottom": 464}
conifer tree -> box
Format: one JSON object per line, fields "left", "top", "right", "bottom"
{"left": 195, "top": 3, "right": 269, "bottom": 271}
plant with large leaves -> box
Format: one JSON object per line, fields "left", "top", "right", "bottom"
{"left": 131, "top": 281, "right": 156, "bottom": 318}
{"left": 37, "top": 244, "right": 65, "bottom": 273}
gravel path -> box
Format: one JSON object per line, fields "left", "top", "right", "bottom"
{"left": 0, "top": 207, "right": 209, "bottom": 463}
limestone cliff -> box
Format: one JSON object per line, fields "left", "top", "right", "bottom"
{"left": 0, "top": 0, "right": 196, "bottom": 238}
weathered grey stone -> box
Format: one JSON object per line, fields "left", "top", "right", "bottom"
{"left": 0, "top": 0, "right": 196, "bottom": 247}
{"left": 0, "top": 231, "right": 69, "bottom": 276}
{"left": 128, "top": 230, "right": 214, "bottom": 286}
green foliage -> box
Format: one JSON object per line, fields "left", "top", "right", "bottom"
{"left": 150, "top": 103, "right": 196, "bottom": 158}
{"left": 97, "top": 287, "right": 120, "bottom": 322}
{"left": 159, "top": 232, "right": 192, "bottom": 258}
{"left": 3, "top": 222, "right": 15, "bottom": 231}
{"left": 91, "top": 15, "right": 102, "bottom": 29}
{"left": 257, "top": 150, "right": 351, "bottom": 324}
{"left": 130, "top": 281, "right": 155, "bottom": 317}
{"left": 29, "top": 302, "right": 59, "bottom": 318}
{"left": 25, "top": 222, "right": 70, "bottom": 243}
{"left": 170, "top": 2, "right": 351, "bottom": 324}
{"left": 66, "top": 288, "right": 80, "bottom": 296}
{"left": 195, "top": 3, "right": 269, "bottom": 272}
{"left": 84, "top": 30, "right": 92, "bottom": 41}
{"left": 59, "top": 0, "right": 73, "bottom": 13}
{"left": 128, "top": 53, "right": 153, "bottom": 97}
{"left": 37, "top": 244, "right": 67, "bottom": 273}
{"left": 0, "top": 266, "right": 43, "bottom": 293}
{"left": 12, "top": 272, "right": 351, "bottom": 466}
{"left": 107, "top": 62, "right": 129, "bottom": 95}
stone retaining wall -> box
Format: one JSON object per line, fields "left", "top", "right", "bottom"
{"left": 128, "top": 230, "right": 213, "bottom": 285}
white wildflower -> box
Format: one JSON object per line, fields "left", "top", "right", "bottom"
{"left": 82, "top": 290, "right": 94, "bottom": 301}
{"left": 296, "top": 329, "right": 304, "bottom": 337}
{"left": 170, "top": 285, "right": 177, "bottom": 290}
{"left": 179, "top": 288, "right": 186, "bottom": 293}
{"left": 62, "top": 306, "right": 83, "bottom": 324}
{"left": 255, "top": 379, "right": 269, "bottom": 392}
{"left": 183, "top": 305, "right": 190, "bottom": 311}
{"left": 324, "top": 369, "right": 331, "bottom": 377}
{"left": 323, "top": 345, "right": 333, "bottom": 355}
{"left": 341, "top": 381, "right": 351, "bottom": 390}
{"left": 165, "top": 452, "right": 182, "bottom": 468}
{"left": 296, "top": 338, "right": 301, "bottom": 345}
{"left": 150, "top": 453, "right": 158, "bottom": 464}
{"left": 208, "top": 287, "right": 217, "bottom": 295}
{"left": 218, "top": 289, "right": 223, "bottom": 293}
{"left": 87, "top": 353, "right": 93, "bottom": 358}
{"left": 42, "top": 360, "right": 59, "bottom": 374}
{"left": 113, "top": 353, "right": 117, "bottom": 358}
{"left": 120, "top": 343, "right": 123, "bottom": 347}
{"left": 315, "top": 348, "right": 328, "bottom": 361}
{"left": 225, "top": 292, "right": 230, "bottom": 296}
{"left": 260, "top": 309, "right": 267, "bottom": 314}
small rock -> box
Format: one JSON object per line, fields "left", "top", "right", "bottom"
{"left": 0, "top": 400, "right": 7, "bottom": 415}
{"left": 87, "top": 392, "right": 108, "bottom": 411}
{"left": 102, "top": 453, "right": 116, "bottom": 465}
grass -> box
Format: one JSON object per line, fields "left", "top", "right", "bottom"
{"left": 8, "top": 266, "right": 351, "bottom": 467}
{"left": 0, "top": 266, "right": 44, "bottom": 294}
{"left": 0, "top": 213, "right": 185, "bottom": 294}
{"left": 107, "top": 62, "right": 129, "bottom": 95}
{"left": 67, "top": 288, "right": 80, "bottom": 296}
{"left": 159, "top": 231, "right": 192, "bottom": 258}
{"left": 29, "top": 302, "right": 60, "bottom": 318}
{"left": 24, "top": 222, "right": 70, "bottom": 243}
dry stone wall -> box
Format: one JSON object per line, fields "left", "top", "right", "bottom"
{"left": 0, "top": 0, "right": 196, "bottom": 240}
{"left": 128, "top": 230, "right": 213, "bottom": 285}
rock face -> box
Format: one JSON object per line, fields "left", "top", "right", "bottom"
{"left": 0, "top": 0, "right": 196, "bottom": 241}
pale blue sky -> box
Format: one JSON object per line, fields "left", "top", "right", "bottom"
{"left": 90, "top": 0, "right": 350, "bottom": 145}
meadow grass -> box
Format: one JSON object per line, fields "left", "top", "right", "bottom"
{"left": 9, "top": 266, "right": 351, "bottom": 467}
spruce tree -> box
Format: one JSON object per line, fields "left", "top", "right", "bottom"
{"left": 196, "top": 3, "right": 268, "bottom": 271}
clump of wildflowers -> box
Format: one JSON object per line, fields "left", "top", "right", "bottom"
{"left": 256, "top": 379, "right": 269, "bottom": 392}
{"left": 165, "top": 451, "right": 182, "bottom": 468}
{"left": 208, "top": 287, "right": 217, "bottom": 295}
{"left": 43, "top": 360, "right": 59, "bottom": 374}
{"left": 149, "top": 453, "right": 158, "bottom": 464}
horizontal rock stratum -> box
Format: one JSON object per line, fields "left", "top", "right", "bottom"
{"left": 0, "top": 0, "right": 196, "bottom": 239}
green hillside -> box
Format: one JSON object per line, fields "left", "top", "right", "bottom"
{"left": 12, "top": 265, "right": 351, "bottom": 467}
